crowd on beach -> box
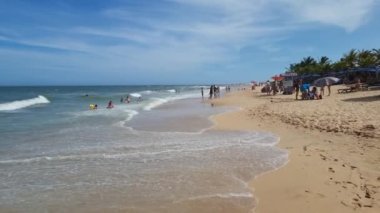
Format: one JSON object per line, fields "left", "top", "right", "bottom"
{"left": 292, "top": 79, "right": 326, "bottom": 100}
{"left": 205, "top": 85, "right": 231, "bottom": 99}
{"left": 87, "top": 85, "right": 232, "bottom": 111}
{"left": 259, "top": 69, "right": 379, "bottom": 100}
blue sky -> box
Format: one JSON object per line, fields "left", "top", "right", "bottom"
{"left": 1, "top": 0, "right": 380, "bottom": 85}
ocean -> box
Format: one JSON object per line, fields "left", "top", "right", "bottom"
{"left": 0, "top": 86, "right": 287, "bottom": 212}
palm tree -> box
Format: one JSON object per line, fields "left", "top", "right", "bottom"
{"left": 357, "top": 49, "right": 377, "bottom": 67}
{"left": 332, "top": 60, "right": 345, "bottom": 72}
{"left": 318, "top": 56, "right": 331, "bottom": 74}
{"left": 372, "top": 48, "right": 380, "bottom": 65}
{"left": 300, "top": 56, "right": 318, "bottom": 74}
{"left": 300, "top": 56, "right": 317, "bottom": 66}
{"left": 341, "top": 49, "right": 358, "bottom": 68}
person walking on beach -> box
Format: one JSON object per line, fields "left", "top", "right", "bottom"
{"left": 209, "top": 85, "right": 214, "bottom": 99}
{"left": 265, "top": 81, "right": 271, "bottom": 95}
{"left": 215, "top": 86, "right": 219, "bottom": 98}
{"left": 327, "top": 83, "right": 331, "bottom": 96}
{"left": 201, "top": 87, "right": 204, "bottom": 99}
{"left": 294, "top": 79, "right": 301, "bottom": 100}
{"left": 320, "top": 86, "right": 325, "bottom": 96}
{"left": 272, "top": 81, "right": 278, "bottom": 95}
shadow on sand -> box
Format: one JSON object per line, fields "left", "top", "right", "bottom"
{"left": 342, "top": 95, "right": 380, "bottom": 102}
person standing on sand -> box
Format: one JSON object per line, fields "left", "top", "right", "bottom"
{"left": 294, "top": 79, "right": 301, "bottom": 100}
{"left": 209, "top": 85, "right": 214, "bottom": 99}
{"left": 320, "top": 86, "right": 325, "bottom": 96}
{"left": 265, "top": 81, "right": 271, "bottom": 95}
{"left": 201, "top": 87, "right": 204, "bottom": 99}
{"left": 327, "top": 83, "right": 331, "bottom": 96}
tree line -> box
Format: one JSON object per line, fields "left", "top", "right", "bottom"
{"left": 286, "top": 49, "right": 380, "bottom": 75}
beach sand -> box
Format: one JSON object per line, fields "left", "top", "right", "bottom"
{"left": 211, "top": 86, "right": 380, "bottom": 213}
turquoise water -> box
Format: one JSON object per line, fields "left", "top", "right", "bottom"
{"left": 0, "top": 86, "right": 287, "bottom": 212}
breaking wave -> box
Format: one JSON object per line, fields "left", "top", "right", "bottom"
{"left": 0, "top": 95, "right": 50, "bottom": 111}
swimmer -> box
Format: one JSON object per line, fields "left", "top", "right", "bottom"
{"left": 107, "top": 100, "right": 114, "bottom": 109}
{"left": 89, "top": 104, "right": 98, "bottom": 110}
{"left": 125, "top": 95, "right": 131, "bottom": 103}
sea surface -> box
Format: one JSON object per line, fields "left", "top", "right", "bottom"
{"left": 0, "top": 86, "right": 287, "bottom": 212}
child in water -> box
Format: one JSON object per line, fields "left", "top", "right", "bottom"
{"left": 89, "top": 104, "right": 98, "bottom": 110}
{"left": 107, "top": 100, "right": 114, "bottom": 109}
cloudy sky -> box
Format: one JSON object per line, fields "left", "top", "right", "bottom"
{"left": 1, "top": 0, "right": 379, "bottom": 85}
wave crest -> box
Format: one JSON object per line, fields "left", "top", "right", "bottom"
{"left": 0, "top": 95, "right": 50, "bottom": 111}
{"left": 130, "top": 93, "right": 142, "bottom": 98}
{"left": 143, "top": 98, "right": 168, "bottom": 111}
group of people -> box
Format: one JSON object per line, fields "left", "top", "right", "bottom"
{"left": 262, "top": 81, "right": 281, "bottom": 95}
{"left": 208, "top": 85, "right": 221, "bottom": 99}
{"left": 120, "top": 95, "right": 131, "bottom": 103}
{"left": 89, "top": 100, "right": 114, "bottom": 110}
{"left": 89, "top": 93, "right": 144, "bottom": 110}
{"left": 293, "top": 79, "right": 330, "bottom": 100}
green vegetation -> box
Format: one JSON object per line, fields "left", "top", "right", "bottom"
{"left": 286, "top": 49, "right": 380, "bottom": 75}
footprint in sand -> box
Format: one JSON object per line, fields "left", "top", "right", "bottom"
{"left": 328, "top": 167, "right": 335, "bottom": 173}
{"left": 320, "top": 154, "right": 327, "bottom": 160}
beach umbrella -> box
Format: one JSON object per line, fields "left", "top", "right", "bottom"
{"left": 313, "top": 77, "right": 340, "bottom": 87}
{"left": 271, "top": 75, "right": 284, "bottom": 81}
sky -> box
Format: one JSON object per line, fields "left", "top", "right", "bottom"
{"left": 1, "top": 0, "right": 380, "bottom": 85}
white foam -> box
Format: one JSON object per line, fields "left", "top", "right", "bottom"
{"left": 124, "top": 109, "right": 139, "bottom": 121}
{"left": 130, "top": 93, "right": 142, "bottom": 98}
{"left": 143, "top": 98, "right": 168, "bottom": 111}
{"left": 167, "top": 89, "right": 176, "bottom": 93}
{"left": 142, "top": 92, "right": 200, "bottom": 111}
{"left": 0, "top": 95, "right": 50, "bottom": 111}
{"left": 191, "top": 85, "right": 209, "bottom": 89}
{"left": 140, "top": 90, "right": 154, "bottom": 95}
{"left": 175, "top": 192, "right": 253, "bottom": 203}
{"left": 170, "top": 93, "right": 199, "bottom": 100}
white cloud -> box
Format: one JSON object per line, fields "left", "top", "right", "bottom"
{"left": 2, "top": 0, "right": 377, "bottom": 81}
{"left": 279, "top": 0, "right": 375, "bottom": 32}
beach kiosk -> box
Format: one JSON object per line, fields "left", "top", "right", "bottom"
{"left": 280, "top": 72, "right": 297, "bottom": 94}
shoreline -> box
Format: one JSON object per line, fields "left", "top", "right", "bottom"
{"left": 210, "top": 86, "right": 380, "bottom": 212}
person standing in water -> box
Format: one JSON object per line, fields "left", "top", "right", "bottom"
{"left": 201, "top": 87, "right": 204, "bottom": 99}
{"left": 107, "top": 100, "right": 114, "bottom": 109}
{"left": 125, "top": 95, "right": 131, "bottom": 103}
{"left": 209, "top": 85, "right": 214, "bottom": 99}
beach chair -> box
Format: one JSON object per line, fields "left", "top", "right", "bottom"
{"left": 338, "top": 87, "right": 352, "bottom": 93}
{"left": 338, "top": 84, "right": 360, "bottom": 93}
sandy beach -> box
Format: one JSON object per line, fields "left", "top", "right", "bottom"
{"left": 211, "top": 86, "right": 380, "bottom": 213}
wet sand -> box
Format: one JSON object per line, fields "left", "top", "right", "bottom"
{"left": 211, "top": 86, "right": 380, "bottom": 213}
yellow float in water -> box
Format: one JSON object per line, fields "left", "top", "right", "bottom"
{"left": 89, "top": 104, "right": 97, "bottom": 110}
